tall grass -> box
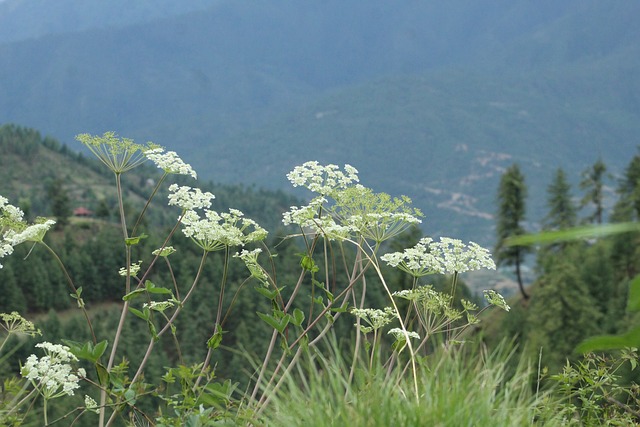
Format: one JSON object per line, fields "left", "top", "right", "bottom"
{"left": 255, "top": 339, "right": 566, "bottom": 427}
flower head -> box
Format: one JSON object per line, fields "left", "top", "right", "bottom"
{"left": 483, "top": 290, "right": 510, "bottom": 312}
{"left": 76, "top": 132, "right": 156, "bottom": 174}
{"left": 168, "top": 184, "right": 214, "bottom": 211}
{"left": 152, "top": 246, "right": 176, "bottom": 257}
{"left": 21, "top": 342, "right": 85, "bottom": 399}
{"left": 181, "top": 208, "right": 267, "bottom": 252}
{"left": 145, "top": 148, "right": 197, "bottom": 179}
{"left": 286, "top": 161, "right": 359, "bottom": 196}
{"left": 2, "top": 196, "right": 55, "bottom": 268}
{"left": 234, "top": 248, "right": 269, "bottom": 283}
{"left": 350, "top": 307, "right": 396, "bottom": 334}
{"left": 381, "top": 237, "right": 495, "bottom": 277}
{"left": 1, "top": 312, "right": 41, "bottom": 337}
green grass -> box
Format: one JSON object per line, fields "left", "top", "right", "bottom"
{"left": 255, "top": 340, "right": 566, "bottom": 427}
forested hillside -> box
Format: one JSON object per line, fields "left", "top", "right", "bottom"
{"left": 1, "top": 1, "right": 638, "bottom": 243}
{"left": 2, "top": 125, "right": 640, "bottom": 425}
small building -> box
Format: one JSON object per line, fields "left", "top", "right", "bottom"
{"left": 73, "top": 207, "right": 93, "bottom": 217}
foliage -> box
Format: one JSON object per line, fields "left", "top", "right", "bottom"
{"left": 0, "top": 131, "right": 507, "bottom": 426}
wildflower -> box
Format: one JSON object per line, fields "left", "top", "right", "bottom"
{"left": 152, "top": 246, "right": 176, "bottom": 257}
{"left": 167, "top": 184, "right": 214, "bottom": 211}
{"left": 234, "top": 248, "right": 269, "bottom": 283}
{"left": 381, "top": 237, "right": 442, "bottom": 277}
{"left": 351, "top": 307, "right": 396, "bottom": 334}
{"left": 381, "top": 237, "right": 495, "bottom": 277}
{"left": 334, "top": 186, "right": 423, "bottom": 242}
{"left": 286, "top": 161, "right": 359, "bottom": 196}
{"left": 0, "top": 312, "right": 41, "bottom": 337}
{"left": 143, "top": 301, "right": 175, "bottom": 312}
{"left": 6, "top": 218, "right": 56, "bottom": 246}
{"left": 21, "top": 342, "right": 85, "bottom": 398}
{"left": 145, "top": 147, "right": 197, "bottom": 179}
{"left": 428, "top": 238, "right": 496, "bottom": 274}
{"left": 387, "top": 328, "right": 420, "bottom": 341}
{"left": 181, "top": 208, "right": 267, "bottom": 252}
{"left": 2, "top": 196, "right": 55, "bottom": 268}
{"left": 76, "top": 132, "right": 156, "bottom": 174}
{"left": 84, "top": 395, "right": 100, "bottom": 414}
{"left": 483, "top": 290, "right": 510, "bottom": 312}
{"left": 119, "top": 261, "right": 143, "bottom": 277}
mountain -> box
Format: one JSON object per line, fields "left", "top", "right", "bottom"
{"left": 1, "top": 1, "right": 639, "bottom": 244}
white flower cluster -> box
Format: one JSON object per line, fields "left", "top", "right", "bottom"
{"left": 283, "top": 199, "right": 355, "bottom": 241}
{"left": 21, "top": 342, "right": 86, "bottom": 398}
{"left": 387, "top": 328, "right": 420, "bottom": 341}
{"left": 381, "top": 237, "right": 495, "bottom": 277}
{"left": 350, "top": 307, "right": 396, "bottom": 334}
{"left": 168, "top": 184, "right": 214, "bottom": 211}
{"left": 84, "top": 395, "right": 100, "bottom": 414}
{"left": 143, "top": 300, "right": 175, "bottom": 312}
{"left": 181, "top": 208, "right": 267, "bottom": 252}
{"left": 1, "top": 196, "right": 55, "bottom": 268}
{"left": 152, "top": 246, "right": 176, "bottom": 257}
{"left": 234, "top": 248, "right": 269, "bottom": 283}
{"left": 119, "top": 261, "right": 142, "bottom": 277}
{"left": 286, "top": 161, "right": 359, "bottom": 196}
{"left": 145, "top": 148, "right": 197, "bottom": 179}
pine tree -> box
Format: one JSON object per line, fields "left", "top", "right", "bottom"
{"left": 579, "top": 158, "right": 609, "bottom": 224}
{"left": 527, "top": 254, "right": 601, "bottom": 372}
{"left": 46, "top": 178, "right": 72, "bottom": 228}
{"left": 544, "top": 168, "right": 577, "bottom": 230}
{"left": 495, "top": 164, "right": 530, "bottom": 300}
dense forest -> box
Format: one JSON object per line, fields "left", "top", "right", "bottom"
{"left": 2, "top": 124, "right": 640, "bottom": 425}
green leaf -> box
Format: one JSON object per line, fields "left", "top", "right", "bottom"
{"left": 96, "top": 363, "right": 109, "bottom": 387}
{"left": 144, "top": 280, "right": 172, "bottom": 295}
{"left": 257, "top": 312, "right": 290, "bottom": 333}
{"left": 122, "top": 288, "right": 146, "bottom": 301}
{"left": 124, "top": 388, "right": 137, "bottom": 406}
{"left": 626, "top": 274, "right": 640, "bottom": 312}
{"left": 576, "top": 326, "right": 640, "bottom": 353}
{"left": 291, "top": 308, "right": 305, "bottom": 326}
{"left": 207, "top": 329, "right": 223, "bottom": 349}
{"left": 254, "top": 286, "right": 278, "bottom": 300}
{"left": 92, "top": 340, "right": 108, "bottom": 360}
{"left": 128, "top": 307, "right": 149, "bottom": 320}
{"left": 506, "top": 222, "right": 640, "bottom": 246}
{"left": 125, "top": 234, "right": 147, "bottom": 246}
{"left": 300, "top": 254, "right": 319, "bottom": 273}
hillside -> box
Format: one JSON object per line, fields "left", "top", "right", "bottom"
{"left": 1, "top": 1, "right": 639, "bottom": 243}
{"left": 0, "top": 124, "right": 298, "bottom": 233}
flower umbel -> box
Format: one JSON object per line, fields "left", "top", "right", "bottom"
{"left": 21, "top": 342, "right": 86, "bottom": 399}
{"left": 483, "top": 290, "right": 511, "bottom": 312}
{"left": 181, "top": 208, "right": 267, "bottom": 252}
{"left": 145, "top": 147, "right": 197, "bottom": 179}
{"left": 1, "top": 312, "right": 41, "bottom": 337}
{"left": 286, "top": 161, "right": 359, "bottom": 196}
{"left": 381, "top": 237, "right": 495, "bottom": 277}
{"left": 76, "top": 132, "right": 157, "bottom": 174}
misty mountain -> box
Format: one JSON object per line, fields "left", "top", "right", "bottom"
{"left": 0, "top": 0, "right": 639, "bottom": 243}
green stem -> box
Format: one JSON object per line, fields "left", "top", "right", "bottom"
{"left": 131, "top": 172, "right": 167, "bottom": 237}
{"left": 41, "top": 242, "right": 97, "bottom": 344}
{"left": 194, "top": 246, "right": 232, "bottom": 391}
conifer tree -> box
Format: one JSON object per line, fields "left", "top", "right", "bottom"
{"left": 544, "top": 168, "right": 577, "bottom": 231}
{"left": 579, "top": 158, "right": 609, "bottom": 224}
{"left": 495, "top": 164, "right": 530, "bottom": 300}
